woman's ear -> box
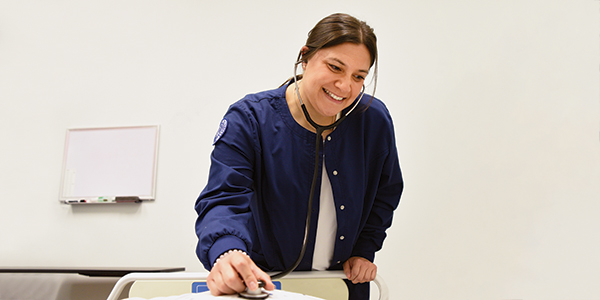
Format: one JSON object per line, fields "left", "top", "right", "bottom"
{"left": 300, "top": 46, "right": 309, "bottom": 61}
{"left": 300, "top": 46, "right": 309, "bottom": 70}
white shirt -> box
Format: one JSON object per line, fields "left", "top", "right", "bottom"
{"left": 312, "top": 158, "right": 337, "bottom": 270}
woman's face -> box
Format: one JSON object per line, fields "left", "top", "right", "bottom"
{"left": 299, "top": 42, "right": 371, "bottom": 121}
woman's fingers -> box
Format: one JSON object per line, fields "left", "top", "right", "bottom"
{"left": 343, "top": 256, "right": 378, "bottom": 284}
{"left": 207, "top": 251, "right": 255, "bottom": 295}
{"left": 207, "top": 251, "right": 275, "bottom": 295}
{"left": 252, "top": 265, "right": 276, "bottom": 291}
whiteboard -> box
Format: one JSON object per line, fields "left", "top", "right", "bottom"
{"left": 59, "top": 125, "right": 160, "bottom": 204}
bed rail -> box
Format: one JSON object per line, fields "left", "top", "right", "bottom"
{"left": 106, "top": 271, "right": 388, "bottom": 300}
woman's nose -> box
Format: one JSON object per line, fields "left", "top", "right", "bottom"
{"left": 335, "top": 76, "right": 352, "bottom": 94}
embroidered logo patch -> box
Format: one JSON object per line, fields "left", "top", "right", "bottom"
{"left": 213, "top": 118, "right": 228, "bottom": 145}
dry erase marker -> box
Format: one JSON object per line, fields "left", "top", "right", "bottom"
{"left": 89, "top": 196, "right": 115, "bottom": 203}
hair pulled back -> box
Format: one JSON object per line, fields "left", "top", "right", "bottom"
{"left": 299, "top": 13, "right": 377, "bottom": 69}
{"left": 284, "top": 13, "right": 378, "bottom": 104}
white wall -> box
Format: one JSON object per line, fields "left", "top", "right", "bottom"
{"left": 0, "top": 1, "right": 598, "bottom": 299}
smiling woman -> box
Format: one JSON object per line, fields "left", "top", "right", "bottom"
{"left": 287, "top": 43, "right": 371, "bottom": 132}
{"left": 194, "top": 13, "right": 403, "bottom": 300}
{"left": 284, "top": 13, "right": 379, "bottom": 133}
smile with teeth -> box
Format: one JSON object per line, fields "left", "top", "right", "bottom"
{"left": 323, "top": 88, "right": 345, "bottom": 101}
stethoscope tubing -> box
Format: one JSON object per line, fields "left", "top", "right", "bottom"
{"left": 269, "top": 61, "right": 365, "bottom": 280}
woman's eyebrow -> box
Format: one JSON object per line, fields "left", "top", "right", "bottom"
{"left": 329, "top": 57, "right": 369, "bottom": 74}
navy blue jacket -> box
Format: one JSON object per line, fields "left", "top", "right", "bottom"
{"left": 195, "top": 82, "right": 403, "bottom": 281}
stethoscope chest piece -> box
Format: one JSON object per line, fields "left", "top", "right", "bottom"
{"left": 239, "top": 289, "right": 269, "bottom": 299}
{"left": 239, "top": 281, "right": 269, "bottom": 299}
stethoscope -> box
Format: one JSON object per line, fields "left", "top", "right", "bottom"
{"left": 240, "top": 59, "right": 365, "bottom": 299}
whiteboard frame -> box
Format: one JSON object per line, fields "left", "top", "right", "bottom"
{"left": 58, "top": 125, "right": 160, "bottom": 204}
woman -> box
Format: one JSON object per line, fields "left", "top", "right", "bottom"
{"left": 195, "top": 13, "right": 403, "bottom": 300}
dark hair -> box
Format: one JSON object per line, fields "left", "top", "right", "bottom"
{"left": 300, "top": 13, "right": 377, "bottom": 69}
{"left": 283, "top": 13, "right": 379, "bottom": 105}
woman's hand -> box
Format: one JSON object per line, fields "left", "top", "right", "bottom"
{"left": 206, "top": 251, "right": 275, "bottom": 296}
{"left": 343, "top": 256, "right": 377, "bottom": 284}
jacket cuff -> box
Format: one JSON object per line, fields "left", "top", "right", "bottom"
{"left": 208, "top": 235, "right": 248, "bottom": 269}
{"left": 350, "top": 244, "right": 376, "bottom": 262}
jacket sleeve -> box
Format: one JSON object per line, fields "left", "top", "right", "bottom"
{"left": 351, "top": 108, "right": 404, "bottom": 262}
{"left": 194, "top": 102, "right": 259, "bottom": 271}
